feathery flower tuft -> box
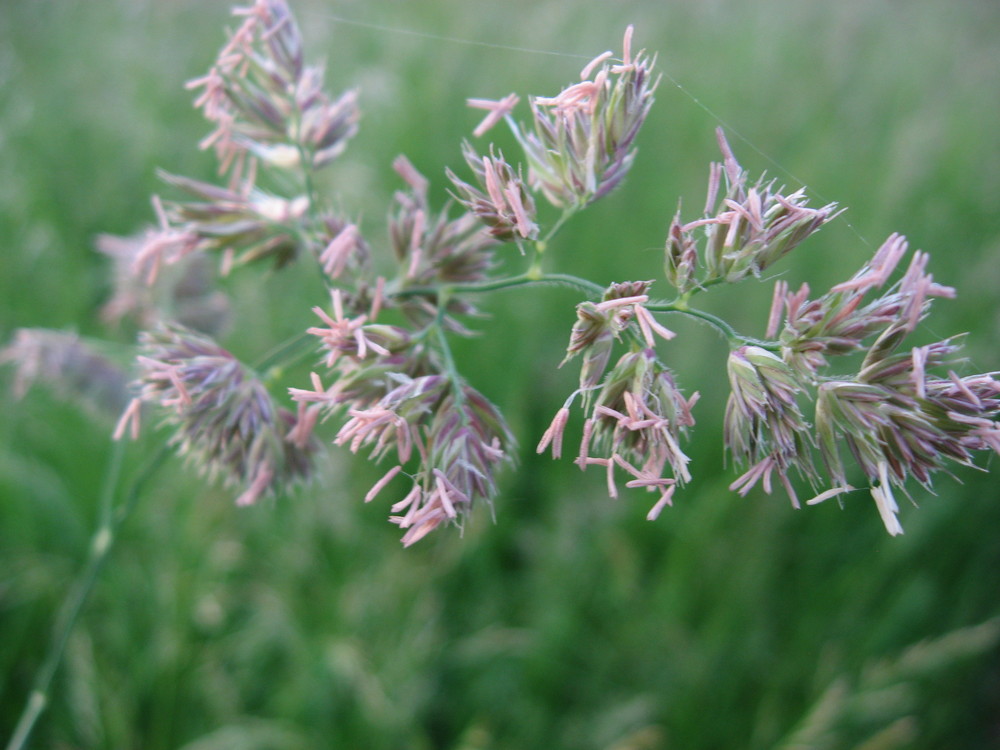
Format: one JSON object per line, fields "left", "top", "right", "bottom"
{"left": 702, "top": 129, "right": 840, "bottom": 281}
{"left": 542, "top": 345, "right": 697, "bottom": 519}
{"left": 771, "top": 233, "right": 957, "bottom": 376}
{"left": 724, "top": 346, "right": 813, "bottom": 507}
{"left": 509, "top": 25, "right": 658, "bottom": 209}
{"left": 814, "top": 345, "right": 1000, "bottom": 534}
{"left": 307, "top": 289, "right": 411, "bottom": 367}
{"left": 187, "top": 0, "right": 359, "bottom": 173}
{"left": 576, "top": 349, "right": 696, "bottom": 514}
{"left": 561, "top": 281, "right": 674, "bottom": 393}
{"left": 124, "top": 325, "right": 316, "bottom": 505}
{"left": 387, "top": 156, "right": 498, "bottom": 337}
{"left": 389, "top": 156, "right": 498, "bottom": 289}
{"left": 388, "top": 384, "right": 515, "bottom": 546}
{"left": 294, "top": 367, "right": 515, "bottom": 546}
{"left": 663, "top": 129, "right": 840, "bottom": 291}
{"left": 1, "top": 329, "right": 131, "bottom": 417}
{"left": 447, "top": 142, "right": 539, "bottom": 241}
{"left": 731, "top": 231, "right": 998, "bottom": 533}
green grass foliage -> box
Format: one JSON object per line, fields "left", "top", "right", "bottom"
{"left": 2, "top": 0, "right": 1000, "bottom": 747}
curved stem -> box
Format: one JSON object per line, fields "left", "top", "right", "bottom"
{"left": 390, "top": 271, "right": 605, "bottom": 301}
{"left": 536, "top": 273, "right": 606, "bottom": 297}
{"left": 389, "top": 271, "right": 779, "bottom": 349}
{"left": 648, "top": 301, "right": 741, "bottom": 345}
{"left": 647, "top": 300, "right": 779, "bottom": 350}
{"left": 5, "top": 444, "right": 171, "bottom": 750}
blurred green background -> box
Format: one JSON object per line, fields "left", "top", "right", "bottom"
{"left": 2, "top": 0, "right": 1000, "bottom": 748}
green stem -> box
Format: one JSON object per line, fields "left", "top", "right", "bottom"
{"left": 685, "top": 277, "right": 728, "bottom": 297}
{"left": 648, "top": 301, "right": 741, "bottom": 345}
{"left": 538, "top": 273, "right": 606, "bottom": 296}
{"left": 540, "top": 208, "right": 576, "bottom": 245}
{"left": 5, "top": 444, "right": 171, "bottom": 750}
{"left": 390, "top": 272, "right": 778, "bottom": 350}
{"left": 389, "top": 271, "right": 605, "bottom": 301}
{"left": 253, "top": 331, "right": 317, "bottom": 382}
{"left": 433, "top": 324, "right": 466, "bottom": 407}
{"left": 427, "top": 291, "right": 468, "bottom": 413}
{"left": 291, "top": 92, "right": 320, "bottom": 214}
{"left": 647, "top": 299, "right": 779, "bottom": 350}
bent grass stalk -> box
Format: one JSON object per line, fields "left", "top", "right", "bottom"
{"left": 388, "top": 271, "right": 755, "bottom": 346}
{"left": 5, "top": 443, "right": 171, "bottom": 750}
{"left": 4, "top": 323, "right": 321, "bottom": 749}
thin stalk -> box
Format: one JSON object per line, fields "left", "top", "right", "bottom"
{"left": 253, "top": 330, "right": 316, "bottom": 381}
{"left": 291, "top": 98, "right": 320, "bottom": 215}
{"left": 389, "top": 271, "right": 777, "bottom": 350}
{"left": 428, "top": 293, "right": 468, "bottom": 414}
{"left": 540, "top": 207, "right": 576, "bottom": 245}
{"left": 537, "top": 273, "right": 606, "bottom": 297}
{"left": 433, "top": 324, "right": 467, "bottom": 412}
{"left": 647, "top": 299, "right": 780, "bottom": 351}
{"left": 647, "top": 301, "right": 741, "bottom": 345}
{"left": 389, "top": 271, "right": 605, "bottom": 301}
{"left": 5, "top": 443, "right": 171, "bottom": 750}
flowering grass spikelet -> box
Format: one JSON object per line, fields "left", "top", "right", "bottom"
{"left": 294, "top": 362, "right": 515, "bottom": 545}
{"left": 447, "top": 142, "right": 539, "bottom": 241}
{"left": 561, "top": 281, "right": 675, "bottom": 394}
{"left": 187, "top": 0, "right": 359, "bottom": 173}
{"left": 724, "top": 345, "right": 813, "bottom": 507}
{"left": 125, "top": 325, "right": 316, "bottom": 506}
{"left": 389, "top": 157, "right": 499, "bottom": 290}
{"left": 390, "top": 385, "right": 514, "bottom": 546}
{"left": 770, "top": 233, "right": 956, "bottom": 376}
{"left": 542, "top": 343, "right": 697, "bottom": 519}
{"left": 662, "top": 129, "right": 840, "bottom": 293}
{"left": 814, "top": 351, "right": 1000, "bottom": 534}
{"left": 1, "top": 329, "right": 131, "bottom": 417}
{"left": 507, "top": 25, "right": 658, "bottom": 209}
{"left": 759, "top": 236, "right": 996, "bottom": 532}
{"left": 584, "top": 350, "right": 696, "bottom": 505}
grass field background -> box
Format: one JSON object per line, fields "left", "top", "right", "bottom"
{"left": 2, "top": 0, "right": 1000, "bottom": 747}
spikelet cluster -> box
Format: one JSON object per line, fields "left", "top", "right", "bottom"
{"left": 118, "top": 325, "right": 317, "bottom": 506}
